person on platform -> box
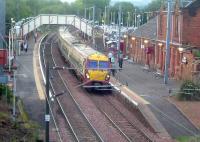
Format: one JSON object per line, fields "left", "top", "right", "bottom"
{"left": 24, "top": 41, "right": 28, "bottom": 52}
{"left": 108, "top": 51, "right": 113, "bottom": 63}
{"left": 111, "top": 56, "right": 116, "bottom": 76}
{"left": 118, "top": 51, "right": 123, "bottom": 70}
{"left": 34, "top": 31, "right": 37, "bottom": 43}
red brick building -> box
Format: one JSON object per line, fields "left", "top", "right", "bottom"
{"left": 128, "top": 0, "right": 200, "bottom": 80}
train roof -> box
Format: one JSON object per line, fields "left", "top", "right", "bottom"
{"left": 59, "top": 28, "right": 105, "bottom": 58}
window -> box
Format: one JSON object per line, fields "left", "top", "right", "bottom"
{"left": 87, "top": 60, "right": 98, "bottom": 69}
{"left": 99, "top": 61, "right": 109, "bottom": 68}
{"left": 175, "top": 15, "right": 179, "bottom": 37}
{"left": 160, "top": 15, "right": 163, "bottom": 34}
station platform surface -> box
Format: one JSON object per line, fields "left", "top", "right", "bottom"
{"left": 110, "top": 59, "right": 199, "bottom": 138}
{"left": 15, "top": 36, "right": 45, "bottom": 126}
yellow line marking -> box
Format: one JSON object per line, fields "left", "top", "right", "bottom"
{"left": 33, "top": 40, "right": 45, "bottom": 100}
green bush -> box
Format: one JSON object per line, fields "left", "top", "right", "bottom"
{"left": 0, "top": 84, "right": 13, "bottom": 103}
{"left": 193, "top": 50, "right": 200, "bottom": 58}
{"left": 178, "top": 80, "right": 200, "bottom": 101}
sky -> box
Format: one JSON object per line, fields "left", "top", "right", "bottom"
{"left": 60, "top": 0, "right": 152, "bottom": 7}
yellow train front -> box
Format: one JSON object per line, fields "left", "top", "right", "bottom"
{"left": 83, "top": 53, "right": 111, "bottom": 90}
{"left": 58, "top": 28, "right": 111, "bottom": 91}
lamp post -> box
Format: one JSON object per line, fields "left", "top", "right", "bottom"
{"left": 11, "top": 18, "right": 15, "bottom": 58}
{"left": 164, "top": 0, "right": 172, "bottom": 84}
{"left": 137, "top": 14, "right": 141, "bottom": 28}
{"left": 92, "top": 6, "right": 95, "bottom": 49}
{"left": 127, "top": 12, "right": 130, "bottom": 28}
{"left": 104, "top": 5, "right": 107, "bottom": 33}
{"left": 84, "top": 8, "right": 88, "bottom": 40}
{"left": 12, "top": 70, "right": 16, "bottom": 120}
{"left": 8, "top": 29, "right": 11, "bottom": 72}
{"left": 87, "top": 6, "right": 95, "bottom": 48}
{"left": 9, "top": 18, "right": 15, "bottom": 72}
{"left": 118, "top": 4, "right": 122, "bottom": 54}
{"left": 134, "top": 9, "right": 137, "bottom": 28}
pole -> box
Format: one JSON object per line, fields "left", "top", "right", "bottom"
{"left": 45, "top": 61, "right": 50, "bottom": 142}
{"left": 121, "top": 12, "right": 123, "bottom": 27}
{"left": 164, "top": 0, "right": 172, "bottom": 84}
{"left": 9, "top": 30, "right": 11, "bottom": 72}
{"left": 11, "top": 26, "right": 14, "bottom": 59}
{"left": 92, "top": 6, "right": 95, "bottom": 48}
{"left": 104, "top": 6, "right": 107, "bottom": 33}
{"left": 113, "top": 11, "right": 115, "bottom": 25}
{"left": 134, "top": 9, "right": 137, "bottom": 27}
{"left": 84, "top": 8, "right": 86, "bottom": 39}
{"left": 110, "top": 11, "right": 112, "bottom": 25}
{"left": 118, "top": 5, "right": 121, "bottom": 52}
{"left": 12, "top": 71, "right": 16, "bottom": 120}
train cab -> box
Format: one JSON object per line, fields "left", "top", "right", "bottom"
{"left": 84, "top": 53, "right": 110, "bottom": 86}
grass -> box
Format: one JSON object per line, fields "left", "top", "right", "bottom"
{"left": 176, "top": 136, "right": 200, "bottom": 142}
{"left": 0, "top": 112, "right": 9, "bottom": 119}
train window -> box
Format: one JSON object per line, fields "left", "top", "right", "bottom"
{"left": 87, "top": 60, "right": 98, "bottom": 69}
{"left": 99, "top": 61, "right": 109, "bottom": 68}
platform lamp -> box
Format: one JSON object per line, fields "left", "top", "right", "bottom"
{"left": 8, "top": 18, "right": 15, "bottom": 72}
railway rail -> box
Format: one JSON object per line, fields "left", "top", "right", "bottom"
{"left": 46, "top": 32, "right": 169, "bottom": 141}
{"left": 40, "top": 34, "right": 75, "bottom": 141}
{"left": 90, "top": 93, "right": 155, "bottom": 142}
{"left": 39, "top": 31, "right": 174, "bottom": 142}
{"left": 40, "top": 33, "right": 103, "bottom": 142}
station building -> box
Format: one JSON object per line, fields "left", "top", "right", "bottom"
{"left": 126, "top": 0, "right": 200, "bottom": 81}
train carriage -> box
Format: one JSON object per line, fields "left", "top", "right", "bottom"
{"left": 58, "top": 28, "right": 111, "bottom": 90}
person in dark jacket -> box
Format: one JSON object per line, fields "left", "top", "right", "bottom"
{"left": 118, "top": 51, "right": 123, "bottom": 70}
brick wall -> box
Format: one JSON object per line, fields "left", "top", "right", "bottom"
{"left": 180, "top": 51, "right": 195, "bottom": 80}
{"left": 182, "top": 7, "right": 200, "bottom": 47}
{"left": 158, "top": 12, "right": 167, "bottom": 41}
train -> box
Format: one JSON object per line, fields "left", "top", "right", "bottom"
{"left": 58, "top": 28, "right": 111, "bottom": 90}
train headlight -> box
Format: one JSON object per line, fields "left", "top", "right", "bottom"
{"left": 105, "top": 74, "right": 110, "bottom": 81}
{"left": 86, "top": 73, "right": 90, "bottom": 79}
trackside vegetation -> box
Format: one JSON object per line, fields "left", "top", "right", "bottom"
{"left": 178, "top": 80, "right": 200, "bottom": 101}
{"left": 0, "top": 84, "right": 41, "bottom": 141}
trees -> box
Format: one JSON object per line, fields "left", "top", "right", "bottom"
{"left": 5, "top": 0, "right": 143, "bottom": 28}
{"left": 111, "top": 2, "right": 136, "bottom": 26}
{"left": 6, "top": 0, "right": 112, "bottom": 22}
{"left": 144, "top": 0, "right": 163, "bottom": 12}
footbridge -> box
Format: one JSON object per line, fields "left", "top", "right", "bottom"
{"left": 20, "top": 14, "right": 93, "bottom": 37}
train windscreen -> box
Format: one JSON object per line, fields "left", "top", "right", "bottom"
{"left": 87, "top": 60, "right": 98, "bottom": 69}
{"left": 99, "top": 61, "right": 109, "bottom": 69}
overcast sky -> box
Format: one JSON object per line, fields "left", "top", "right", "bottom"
{"left": 60, "top": 0, "right": 152, "bottom": 7}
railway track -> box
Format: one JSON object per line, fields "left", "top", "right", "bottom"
{"left": 40, "top": 34, "right": 76, "bottom": 141}
{"left": 40, "top": 33, "right": 103, "bottom": 142}
{"left": 90, "top": 93, "right": 155, "bottom": 142}
{"left": 47, "top": 31, "right": 168, "bottom": 141}
{"left": 39, "top": 31, "right": 174, "bottom": 142}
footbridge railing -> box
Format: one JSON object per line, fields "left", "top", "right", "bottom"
{"left": 21, "top": 14, "right": 93, "bottom": 37}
